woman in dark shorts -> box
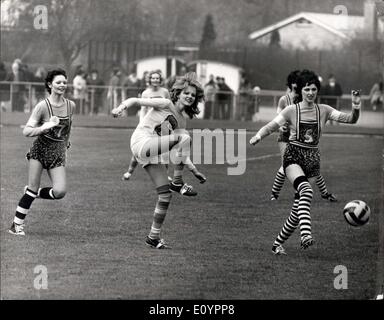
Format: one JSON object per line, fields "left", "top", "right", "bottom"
{"left": 250, "top": 70, "right": 361, "bottom": 255}
{"left": 9, "top": 68, "right": 75, "bottom": 235}
{"left": 270, "top": 70, "right": 336, "bottom": 202}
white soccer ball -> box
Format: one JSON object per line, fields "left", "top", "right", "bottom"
{"left": 343, "top": 200, "right": 371, "bottom": 227}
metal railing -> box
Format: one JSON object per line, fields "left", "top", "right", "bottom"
{"left": 0, "top": 81, "right": 372, "bottom": 120}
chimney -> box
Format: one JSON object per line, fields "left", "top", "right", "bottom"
{"left": 364, "top": 0, "right": 378, "bottom": 41}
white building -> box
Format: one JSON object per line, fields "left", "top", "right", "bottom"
{"left": 248, "top": 0, "right": 384, "bottom": 51}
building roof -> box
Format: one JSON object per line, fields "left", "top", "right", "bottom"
{"left": 248, "top": 11, "right": 370, "bottom": 41}
{"left": 187, "top": 60, "right": 243, "bottom": 71}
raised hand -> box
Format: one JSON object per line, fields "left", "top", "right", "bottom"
{"left": 249, "top": 134, "right": 261, "bottom": 146}
{"left": 351, "top": 90, "right": 361, "bottom": 106}
{"left": 111, "top": 105, "right": 124, "bottom": 117}
{"left": 41, "top": 116, "right": 60, "bottom": 131}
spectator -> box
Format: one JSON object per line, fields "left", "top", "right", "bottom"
{"left": 107, "top": 67, "right": 123, "bottom": 113}
{"left": 369, "top": 80, "right": 383, "bottom": 112}
{"left": 0, "top": 61, "right": 8, "bottom": 112}
{"left": 33, "top": 67, "right": 47, "bottom": 102}
{"left": 252, "top": 86, "right": 261, "bottom": 122}
{"left": 215, "top": 77, "right": 233, "bottom": 120}
{"left": 321, "top": 74, "right": 343, "bottom": 125}
{"left": 203, "top": 74, "right": 217, "bottom": 120}
{"left": 7, "top": 59, "right": 26, "bottom": 112}
{"left": 141, "top": 71, "right": 150, "bottom": 90}
{"left": 72, "top": 69, "right": 87, "bottom": 114}
{"left": 238, "top": 76, "right": 253, "bottom": 121}
{"left": 122, "top": 71, "right": 142, "bottom": 115}
{"left": 87, "top": 69, "right": 105, "bottom": 115}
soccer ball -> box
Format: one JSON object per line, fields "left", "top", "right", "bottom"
{"left": 343, "top": 200, "right": 371, "bottom": 227}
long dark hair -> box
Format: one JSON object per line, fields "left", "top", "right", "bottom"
{"left": 286, "top": 70, "right": 300, "bottom": 90}
{"left": 295, "top": 69, "right": 321, "bottom": 103}
{"left": 45, "top": 68, "right": 67, "bottom": 94}
{"left": 170, "top": 72, "right": 205, "bottom": 119}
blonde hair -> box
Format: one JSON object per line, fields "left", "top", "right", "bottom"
{"left": 170, "top": 72, "right": 205, "bottom": 119}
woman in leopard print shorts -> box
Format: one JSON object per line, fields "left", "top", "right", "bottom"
{"left": 9, "top": 68, "right": 75, "bottom": 236}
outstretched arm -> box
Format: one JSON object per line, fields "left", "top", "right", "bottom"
{"left": 327, "top": 90, "right": 361, "bottom": 124}
{"left": 249, "top": 112, "right": 286, "bottom": 145}
{"left": 112, "top": 97, "right": 171, "bottom": 117}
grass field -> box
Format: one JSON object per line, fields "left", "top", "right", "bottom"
{"left": 0, "top": 117, "right": 382, "bottom": 300}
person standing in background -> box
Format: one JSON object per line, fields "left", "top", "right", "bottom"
{"left": 73, "top": 69, "right": 87, "bottom": 115}
{"left": 321, "top": 74, "right": 343, "bottom": 125}
{"left": 369, "top": 79, "right": 383, "bottom": 112}
{"left": 203, "top": 74, "right": 217, "bottom": 120}
{"left": 34, "top": 67, "right": 47, "bottom": 103}
{"left": 107, "top": 67, "right": 123, "bottom": 114}
{"left": 7, "top": 59, "right": 26, "bottom": 112}
{"left": 87, "top": 69, "right": 105, "bottom": 115}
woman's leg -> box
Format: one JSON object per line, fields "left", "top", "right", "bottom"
{"left": 270, "top": 142, "right": 287, "bottom": 200}
{"left": 272, "top": 192, "right": 300, "bottom": 254}
{"left": 140, "top": 134, "right": 182, "bottom": 161}
{"left": 144, "top": 164, "right": 173, "bottom": 249}
{"left": 285, "top": 164, "right": 314, "bottom": 249}
{"left": 9, "top": 159, "right": 43, "bottom": 234}
{"left": 122, "top": 155, "right": 139, "bottom": 180}
{"left": 316, "top": 175, "right": 337, "bottom": 202}
{"left": 39, "top": 166, "right": 66, "bottom": 199}
{"left": 140, "top": 133, "right": 196, "bottom": 195}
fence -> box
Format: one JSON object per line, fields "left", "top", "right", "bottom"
{"left": 0, "top": 81, "right": 373, "bottom": 121}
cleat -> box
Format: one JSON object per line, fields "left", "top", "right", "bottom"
{"left": 170, "top": 182, "right": 197, "bottom": 196}
{"left": 272, "top": 244, "right": 287, "bottom": 255}
{"left": 8, "top": 222, "right": 25, "bottom": 236}
{"left": 122, "top": 172, "right": 132, "bottom": 181}
{"left": 145, "top": 236, "right": 171, "bottom": 249}
{"left": 321, "top": 193, "right": 337, "bottom": 202}
{"left": 167, "top": 176, "right": 173, "bottom": 183}
{"left": 270, "top": 193, "right": 279, "bottom": 201}
{"left": 301, "top": 235, "right": 314, "bottom": 250}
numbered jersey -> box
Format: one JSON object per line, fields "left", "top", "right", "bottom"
{"left": 43, "top": 98, "right": 72, "bottom": 142}
{"left": 291, "top": 103, "right": 321, "bottom": 148}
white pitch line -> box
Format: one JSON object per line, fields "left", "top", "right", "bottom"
{"left": 233, "top": 153, "right": 281, "bottom": 163}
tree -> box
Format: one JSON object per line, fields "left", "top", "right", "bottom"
{"left": 269, "top": 30, "right": 281, "bottom": 48}
{"left": 6, "top": 0, "right": 148, "bottom": 71}
{"left": 200, "top": 14, "right": 216, "bottom": 48}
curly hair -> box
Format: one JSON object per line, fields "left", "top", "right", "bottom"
{"left": 148, "top": 69, "right": 163, "bottom": 86}
{"left": 169, "top": 72, "right": 205, "bottom": 119}
{"left": 45, "top": 68, "right": 67, "bottom": 94}
{"left": 295, "top": 69, "right": 321, "bottom": 103}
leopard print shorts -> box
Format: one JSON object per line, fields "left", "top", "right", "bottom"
{"left": 283, "top": 143, "right": 320, "bottom": 178}
{"left": 26, "top": 135, "right": 67, "bottom": 170}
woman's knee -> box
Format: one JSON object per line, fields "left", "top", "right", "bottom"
{"left": 293, "top": 176, "right": 313, "bottom": 195}
{"left": 52, "top": 187, "right": 66, "bottom": 199}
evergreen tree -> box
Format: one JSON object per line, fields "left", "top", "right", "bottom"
{"left": 200, "top": 14, "right": 217, "bottom": 48}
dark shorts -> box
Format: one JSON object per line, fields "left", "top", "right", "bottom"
{"left": 277, "top": 130, "right": 290, "bottom": 143}
{"left": 26, "top": 135, "right": 67, "bottom": 170}
{"left": 277, "top": 125, "right": 290, "bottom": 143}
{"left": 283, "top": 143, "right": 320, "bottom": 178}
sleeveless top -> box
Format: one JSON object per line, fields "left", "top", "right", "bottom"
{"left": 42, "top": 98, "right": 72, "bottom": 142}
{"left": 290, "top": 103, "right": 321, "bottom": 149}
